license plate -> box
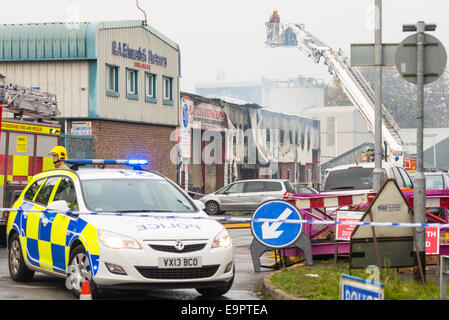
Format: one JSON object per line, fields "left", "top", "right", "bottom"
{"left": 158, "top": 257, "right": 202, "bottom": 269}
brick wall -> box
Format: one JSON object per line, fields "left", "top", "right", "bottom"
{"left": 67, "top": 120, "right": 178, "bottom": 182}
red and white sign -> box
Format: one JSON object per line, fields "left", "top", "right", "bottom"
{"left": 403, "top": 158, "right": 416, "bottom": 173}
{"left": 133, "top": 61, "right": 151, "bottom": 70}
{"left": 425, "top": 226, "right": 440, "bottom": 255}
{"left": 336, "top": 211, "right": 364, "bottom": 241}
{"left": 182, "top": 96, "right": 228, "bottom": 131}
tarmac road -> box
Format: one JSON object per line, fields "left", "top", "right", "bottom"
{"left": 0, "top": 228, "right": 274, "bottom": 300}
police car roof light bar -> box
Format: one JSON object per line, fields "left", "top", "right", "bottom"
{"left": 65, "top": 159, "right": 149, "bottom": 170}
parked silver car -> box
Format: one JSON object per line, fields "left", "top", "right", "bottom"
{"left": 200, "top": 179, "right": 295, "bottom": 215}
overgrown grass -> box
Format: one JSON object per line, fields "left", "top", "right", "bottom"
{"left": 270, "top": 260, "right": 445, "bottom": 300}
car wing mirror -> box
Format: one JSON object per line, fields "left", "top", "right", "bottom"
{"left": 47, "top": 200, "right": 71, "bottom": 213}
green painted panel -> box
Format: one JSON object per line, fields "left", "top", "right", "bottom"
{"left": 0, "top": 22, "right": 97, "bottom": 61}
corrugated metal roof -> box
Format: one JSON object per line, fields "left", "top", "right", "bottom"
{"left": 0, "top": 20, "right": 179, "bottom": 62}
{"left": 0, "top": 22, "right": 97, "bottom": 61}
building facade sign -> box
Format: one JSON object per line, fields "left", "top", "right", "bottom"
{"left": 71, "top": 121, "right": 92, "bottom": 136}
{"left": 112, "top": 41, "right": 167, "bottom": 67}
{"left": 181, "top": 98, "right": 228, "bottom": 131}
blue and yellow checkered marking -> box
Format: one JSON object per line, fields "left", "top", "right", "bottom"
{"left": 8, "top": 201, "right": 101, "bottom": 276}
{"left": 6, "top": 170, "right": 104, "bottom": 277}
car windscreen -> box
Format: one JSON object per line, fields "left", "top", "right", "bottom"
{"left": 324, "top": 168, "right": 374, "bottom": 192}
{"left": 81, "top": 179, "right": 195, "bottom": 213}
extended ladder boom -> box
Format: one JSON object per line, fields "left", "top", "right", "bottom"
{"left": 266, "top": 22, "right": 405, "bottom": 156}
{"left": 0, "top": 83, "right": 60, "bottom": 120}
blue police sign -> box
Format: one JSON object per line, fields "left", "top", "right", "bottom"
{"left": 251, "top": 200, "right": 303, "bottom": 248}
{"left": 340, "top": 274, "right": 384, "bottom": 300}
{"left": 182, "top": 104, "right": 189, "bottom": 128}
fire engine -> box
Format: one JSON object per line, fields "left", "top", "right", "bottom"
{"left": 0, "top": 77, "right": 61, "bottom": 246}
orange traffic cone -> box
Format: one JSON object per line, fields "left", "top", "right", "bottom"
{"left": 80, "top": 280, "right": 92, "bottom": 300}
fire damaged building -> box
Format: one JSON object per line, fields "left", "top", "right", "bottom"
{"left": 179, "top": 92, "right": 321, "bottom": 195}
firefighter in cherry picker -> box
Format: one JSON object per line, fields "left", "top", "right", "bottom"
{"left": 50, "top": 146, "right": 69, "bottom": 170}
{"left": 269, "top": 9, "right": 281, "bottom": 42}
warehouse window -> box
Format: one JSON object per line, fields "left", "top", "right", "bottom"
{"left": 280, "top": 130, "right": 285, "bottom": 146}
{"left": 106, "top": 64, "right": 119, "bottom": 97}
{"left": 126, "top": 69, "right": 139, "bottom": 100}
{"left": 163, "top": 76, "right": 173, "bottom": 106}
{"left": 145, "top": 73, "right": 157, "bottom": 103}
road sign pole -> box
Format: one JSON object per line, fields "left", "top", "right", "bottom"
{"left": 398, "top": 20, "right": 446, "bottom": 283}
{"left": 373, "top": 0, "right": 383, "bottom": 193}
{"left": 415, "top": 21, "right": 427, "bottom": 283}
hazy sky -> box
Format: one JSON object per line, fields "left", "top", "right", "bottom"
{"left": 2, "top": 0, "right": 448, "bottom": 92}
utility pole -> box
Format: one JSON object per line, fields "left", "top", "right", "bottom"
{"left": 415, "top": 21, "right": 426, "bottom": 282}
{"left": 399, "top": 21, "right": 446, "bottom": 283}
{"left": 373, "top": 0, "right": 383, "bottom": 193}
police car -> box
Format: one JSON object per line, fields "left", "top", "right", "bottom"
{"left": 6, "top": 160, "right": 234, "bottom": 298}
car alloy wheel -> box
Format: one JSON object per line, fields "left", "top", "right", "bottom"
{"left": 8, "top": 233, "right": 34, "bottom": 282}
{"left": 206, "top": 201, "right": 219, "bottom": 215}
{"left": 9, "top": 240, "right": 21, "bottom": 276}
{"left": 68, "top": 245, "right": 92, "bottom": 296}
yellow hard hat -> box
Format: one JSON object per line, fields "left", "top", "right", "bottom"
{"left": 50, "top": 146, "right": 68, "bottom": 161}
{"left": 273, "top": 9, "right": 278, "bottom": 12}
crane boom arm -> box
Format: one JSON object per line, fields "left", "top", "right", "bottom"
{"left": 267, "top": 23, "right": 405, "bottom": 155}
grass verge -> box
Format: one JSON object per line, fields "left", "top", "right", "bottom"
{"left": 270, "top": 259, "right": 446, "bottom": 300}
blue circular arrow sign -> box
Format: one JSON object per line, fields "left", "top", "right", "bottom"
{"left": 182, "top": 104, "right": 189, "bottom": 128}
{"left": 251, "top": 200, "right": 303, "bottom": 249}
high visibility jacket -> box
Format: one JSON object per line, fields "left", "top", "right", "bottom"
{"left": 54, "top": 161, "right": 69, "bottom": 170}
{"left": 270, "top": 13, "right": 280, "bottom": 23}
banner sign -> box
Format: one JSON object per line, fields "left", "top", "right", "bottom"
{"left": 426, "top": 226, "right": 440, "bottom": 255}
{"left": 2, "top": 121, "right": 60, "bottom": 136}
{"left": 336, "top": 211, "right": 364, "bottom": 241}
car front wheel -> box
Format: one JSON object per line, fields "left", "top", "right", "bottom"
{"left": 68, "top": 244, "right": 102, "bottom": 299}
{"left": 205, "top": 201, "right": 221, "bottom": 215}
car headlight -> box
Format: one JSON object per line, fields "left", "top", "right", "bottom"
{"left": 212, "top": 229, "right": 232, "bottom": 249}
{"left": 98, "top": 230, "right": 141, "bottom": 250}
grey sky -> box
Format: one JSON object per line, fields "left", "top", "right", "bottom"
{"left": 2, "top": 0, "right": 448, "bottom": 92}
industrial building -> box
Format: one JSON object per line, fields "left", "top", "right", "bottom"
{"left": 0, "top": 20, "right": 181, "bottom": 181}
{"left": 302, "top": 105, "right": 373, "bottom": 164}
{"left": 180, "top": 92, "right": 321, "bottom": 195}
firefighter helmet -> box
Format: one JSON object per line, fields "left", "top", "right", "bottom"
{"left": 50, "top": 146, "right": 68, "bottom": 161}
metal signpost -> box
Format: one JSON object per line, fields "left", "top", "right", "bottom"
{"left": 250, "top": 200, "right": 312, "bottom": 272}
{"left": 396, "top": 21, "right": 447, "bottom": 282}
{"left": 373, "top": 0, "right": 383, "bottom": 193}
{"left": 350, "top": 0, "right": 392, "bottom": 192}
{"left": 181, "top": 103, "right": 191, "bottom": 191}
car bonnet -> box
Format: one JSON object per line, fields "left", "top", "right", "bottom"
{"left": 80, "top": 212, "right": 225, "bottom": 241}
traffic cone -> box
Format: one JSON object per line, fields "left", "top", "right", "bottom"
{"left": 80, "top": 280, "right": 92, "bottom": 300}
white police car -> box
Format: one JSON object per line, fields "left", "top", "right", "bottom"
{"left": 6, "top": 160, "right": 234, "bottom": 298}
